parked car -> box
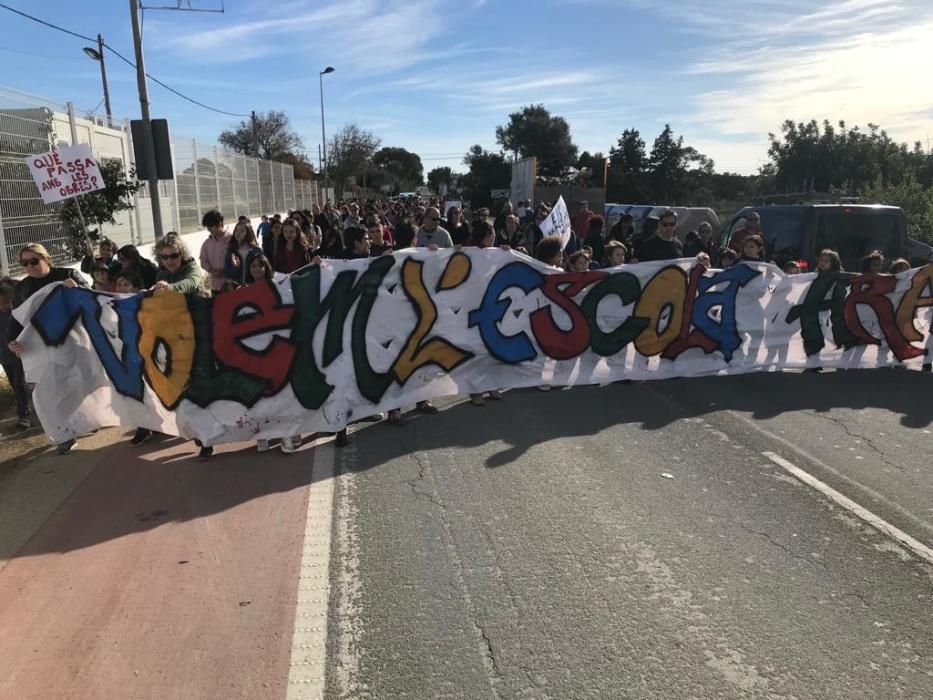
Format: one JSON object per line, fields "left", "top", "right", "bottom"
{"left": 720, "top": 204, "right": 930, "bottom": 271}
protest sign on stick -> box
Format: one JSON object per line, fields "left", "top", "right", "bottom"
{"left": 538, "top": 195, "right": 573, "bottom": 248}
{"left": 26, "top": 143, "right": 105, "bottom": 205}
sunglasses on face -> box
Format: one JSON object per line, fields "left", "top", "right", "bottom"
{"left": 21, "top": 257, "right": 42, "bottom": 267}
{"left": 160, "top": 252, "right": 181, "bottom": 261}
{"left": 660, "top": 222, "right": 676, "bottom": 228}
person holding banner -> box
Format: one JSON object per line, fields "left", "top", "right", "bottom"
{"left": 151, "top": 234, "right": 209, "bottom": 296}
{"left": 7, "top": 243, "right": 88, "bottom": 454}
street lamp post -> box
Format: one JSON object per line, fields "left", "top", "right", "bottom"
{"left": 319, "top": 66, "right": 334, "bottom": 202}
{"left": 82, "top": 34, "right": 112, "bottom": 127}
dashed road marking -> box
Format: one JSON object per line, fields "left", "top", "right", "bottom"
{"left": 762, "top": 451, "right": 933, "bottom": 566}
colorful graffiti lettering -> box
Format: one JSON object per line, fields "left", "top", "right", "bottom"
{"left": 26, "top": 256, "right": 933, "bottom": 417}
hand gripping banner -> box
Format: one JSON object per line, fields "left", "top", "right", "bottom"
{"left": 13, "top": 250, "right": 933, "bottom": 444}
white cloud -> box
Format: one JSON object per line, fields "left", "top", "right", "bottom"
{"left": 149, "top": 0, "right": 450, "bottom": 74}
{"left": 631, "top": 0, "right": 933, "bottom": 174}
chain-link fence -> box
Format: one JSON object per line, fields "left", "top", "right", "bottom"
{"left": 0, "top": 85, "right": 319, "bottom": 275}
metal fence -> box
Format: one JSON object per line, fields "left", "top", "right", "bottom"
{"left": 0, "top": 85, "right": 319, "bottom": 275}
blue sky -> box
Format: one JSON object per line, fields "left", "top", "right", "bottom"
{"left": 3, "top": 0, "right": 933, "bottom": 176}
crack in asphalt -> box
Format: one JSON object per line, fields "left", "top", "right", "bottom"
{"left": 474, "top": 619, "right": 501, "bottom": 680}
{"left": 739, "top": 523, "right": 828, "bottom": 570}
{"left": 406, "top": 449, "right": 447, "bottom": 510}
{"left": 805, "top": 411, "right": 905, "bottom": 472}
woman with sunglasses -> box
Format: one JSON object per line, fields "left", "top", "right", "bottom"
{"left": 151, "top": 233, "right": 209, "bottom": 295}
{"left": 7, "top": 243, "right": 88, "bottom": 454}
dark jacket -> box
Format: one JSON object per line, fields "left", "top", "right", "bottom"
{"left": 225, "top": 244, "right": 264, "bottom": 284}
{"left": 9, "top": 266, "right": 88, "bottom": 339}
{"left": 81, "top": 254, "right": 121, "bottom": 276}
{"left": 127, "top": 259, "right": 159, "bottom": 289}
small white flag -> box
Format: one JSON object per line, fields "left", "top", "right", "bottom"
{"left": 538, "top": 195, "right": 572, "bottom": 248}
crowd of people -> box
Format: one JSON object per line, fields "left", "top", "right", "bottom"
{"left": 1, "top": 195, "right": 928, "bottom": 459}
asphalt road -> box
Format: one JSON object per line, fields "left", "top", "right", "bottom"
{"left": 0, "top": 368, "right": 931, "bottom": 699}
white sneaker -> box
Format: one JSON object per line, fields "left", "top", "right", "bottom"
{"left": 256, "top": 439, "right": 270, "bottom": 452}
{"left": 16, "top": 417, "right": 32, "bottom": 429}
{"left": 280, "top": 436, "right": 300, "bottom": 453}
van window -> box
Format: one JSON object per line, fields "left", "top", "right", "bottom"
{"left": 814, "top": 212, "right": 900, "bottom": 270}
{"left": 724, "top": 210, "right": 806, "bottom": 261}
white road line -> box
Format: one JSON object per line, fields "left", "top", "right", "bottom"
{"left": 726, "top": 409, "right": 933, "bottom": 538}
{"left": 762, "top": 451, "right": 933, "bottom": 566}
{"left": 286, "top": 440, "right": 336, "bottom": 700}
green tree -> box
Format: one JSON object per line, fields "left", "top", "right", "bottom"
{"left": 607, "top": 128, "right": 648, "bottom": 202}
{"left": 495, "top": 104, "right": 578, "bottom": 176}
{"left": 644, "top": 125, "right": 712, "bottom": 204}
{"left": 460, "top": 145, "right": 511, "bottom": 208}
{"left": 219, "top": 110, "right": 305, "bottom": 160}
{"left": 858, "top": 175, "right": 933, "bottom": 245}
{"left": 427, "top": 166, "right": 454, "bottom": 193}
{"left": 371, "top": 147, "right": 424, "bottom": 192}
{"left": 61, "top": 159, "right": 142, "bottom": 260}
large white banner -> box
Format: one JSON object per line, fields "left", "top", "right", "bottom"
{"left": 13, "top": 250, "right": 933, "bottom": 445}
{"left": 26, "top": 143, "right": 105, "bottom": 204}
{"left": 538, "top": 195, "right": 572, "bottom": 248}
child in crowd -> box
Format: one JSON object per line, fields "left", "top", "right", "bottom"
{"left": 275, "top": 218, "right": 314, "bottom": 274}
{"left": 817, "top": 249, "right": 843, "bottom": 273}
{"left": 719, "top": 248, "right": 737, "bottom": 268}
{"left": 740, "top": 235, "right": 764, "bottom": 262}
{"left": 114, "top": 270, "right": 143, "bottom": 294}
{"left": 90, "top": 261, "right": 115, "bottom": 291}
{"left": 113, "top": 271, "right": 160, "bottom": 446}
{"left": 0, "top": 278, "right": 32, "bottom": 429}
{"left": 783, "top": 261, "right": 801, "bottom": 275}
{"left": 568, "top": 250, "right": 591, "bottom": 272}
{"left": 696, "top": 251, "right": 711, "bottom": 267}
{"left": 535, "top": 235, "right": 564, "bottom": 269}
{"left": 861, "top": 250, "right": 885, "bottom": 273}
{"left": 603, "top": 240, "right": 627, "bottom": 268}
{"left": 889, "top": 258, "right": 910, "bottom": 274}
{"left": 244, "top": 254, "right": 300, "bottom": 453}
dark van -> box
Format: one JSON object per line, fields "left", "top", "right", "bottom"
{"left": 720, "top": 205, "right": 929, "bottom": 272}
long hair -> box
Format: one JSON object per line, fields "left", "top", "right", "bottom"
{"left": 279, "top": 218, "right": 311, "bottom": 250}
{"left": 246, "top": 254, "right": 274, "bottom": 284}
{"left": 818, "top": 248, "right": 843, "bottom": 272}
{"left": 227, "top": 222, "right": 259, "bottom": 253}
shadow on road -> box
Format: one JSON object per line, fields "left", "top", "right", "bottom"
{"left": 9, "top": 368, "right": 929, "bottom": 557}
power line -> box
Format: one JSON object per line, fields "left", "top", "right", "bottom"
{"left": 0, "top": 2, "right": 248, "bottom": 117}
{"left": 0, "top": 45, "right": 73, "bottom": 60}
{"left": 102, "top": 43, "right": 248, "bottom": 117}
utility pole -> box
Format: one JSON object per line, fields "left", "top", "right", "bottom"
{"left": 129, "top": 0, "right": 163, "bottom": 237}
{"left": 251, "top": 110, "right": 258, "bottom": 158}
{"left": 97, "top": 34, "right": 113, "bottom": 128}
